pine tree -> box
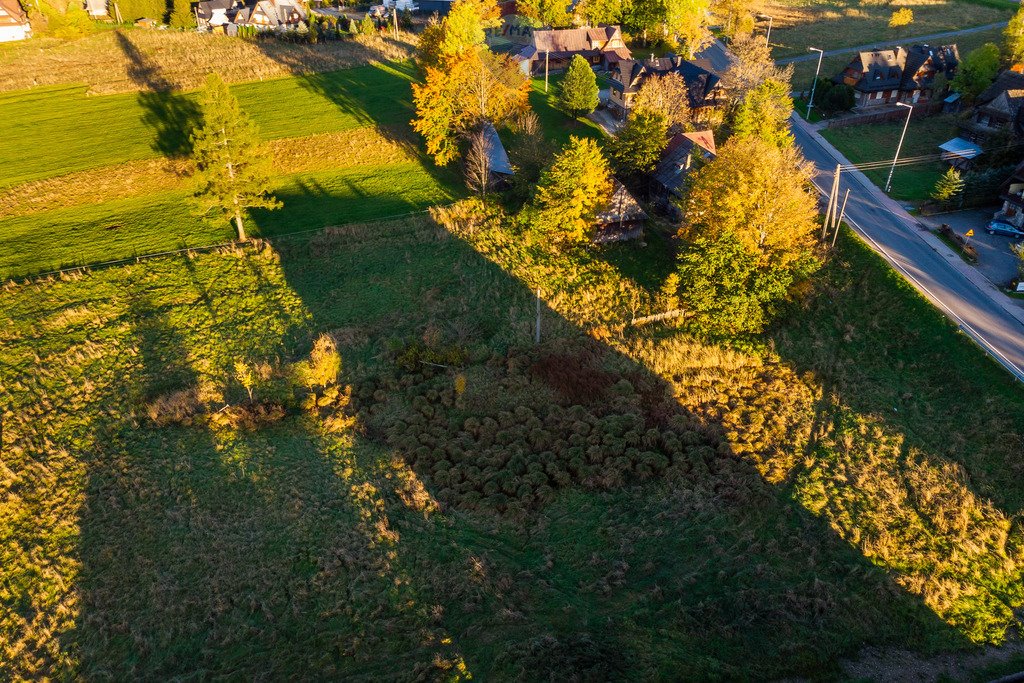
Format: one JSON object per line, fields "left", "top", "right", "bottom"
{"left": 191, "top": 73, "right": 281, "bottom": 242}
{"left": 534, "top": 136, "right": 613, "bottom": 245}
{"left": 359, "top": 13, "right": 375, "bottom": 34}
{"left": 170, "top": 0, "right": 196, "bottom": 29}
{"left": 557, "top": 55, "right": 599, "bottom": 118}
{"left": 932, "top": 167, "right": 965, "bottom": 204}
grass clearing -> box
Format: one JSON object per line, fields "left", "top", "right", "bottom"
{"left": 767, "top": 0, "right": 1012, "bottom": 59}
{"left": 821, "top": 114, "right": 958, "bottom": 201}
{"left": 2, "top": 206, "right": 1023, "bottom": 678}
{"left": 530, "top": 75, "right": 606, "bottom": 148}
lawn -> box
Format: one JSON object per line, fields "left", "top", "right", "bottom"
{"left": 767, "top": 0, "right": 1014, "bottom": 59}
{"left": 821, "top": 114, "right": 958, "bottom": 201}
{"left": 530, "top": 74, "right": 606, "bottom": 148}
{"left": 1, "top": 61, "right": 421, "bottom": 187}
{"left": 3, "top": 204, "right": 1023, "bottom": 679}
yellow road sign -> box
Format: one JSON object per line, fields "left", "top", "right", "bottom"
{"left": 966, "top": 229, "right": 975, "bottom": 237}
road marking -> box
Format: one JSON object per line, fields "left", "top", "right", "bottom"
{"left": 811, "top": 178, "right": 1024, "bottom": 383}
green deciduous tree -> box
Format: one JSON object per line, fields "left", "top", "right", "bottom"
{"left": 952, "top": 43, "right": 1001, "bottom": 102}
{"left": 731, "top": 79, "right": 794, "bottom": 147}
{"left": 534, "top": 136, "right": 613, "bottom": 245}
{"left": 191, "top": 73, "right": 281, "bottom": 242}
{"left": 558, "top": 55, "right": 599, "bottom": 118}
{"left": 517, "top": 0, "right": 572, "bottom": 27}
{"left": 1006, "top": 6, "right": 1024, "bottom": 64}
{"left": 712, "top": 0, "right": 754, "bottom": 40}
{"left": 623, "top": 0, "right": 663, "bottom": 44}
{"left": 931, "top": 166, "right": 965, "bottom": 204}
{"left": 676, "top": 232, "right": 795, "bottom": 335}
{"left": 610, "top": 109, "right": 668, "bottom": 175}
{"left": 574, "top": 0, "right": 629, "bottom": 27}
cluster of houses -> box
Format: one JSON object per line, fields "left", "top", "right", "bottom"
{"left": 489, "top": 25, "right": 720, "bottom": 242}
{"left": 0, "top": 0, "right": 30, "bottom": 42}
{"left": 195, "top": 0, "right": 306, "bottom": 34}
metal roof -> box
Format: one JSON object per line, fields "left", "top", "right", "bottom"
{"left": 481, "top": 122, "right": 513, "bottom": 176}
{"left": 939, "top": 137, "right": 983, "bottom": 159}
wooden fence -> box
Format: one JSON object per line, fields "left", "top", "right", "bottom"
{"left": 824, "top": 100, "right": 944, "bottom": 129}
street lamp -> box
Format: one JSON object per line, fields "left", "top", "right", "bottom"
{"left": 884, "top": 102, "right": 914, "bottom": 193}
{"left": 806, "top": 47, "right": 824, "bottom": 121}
{"left": 758, "top": 14, "right": 773, "bottom": 47}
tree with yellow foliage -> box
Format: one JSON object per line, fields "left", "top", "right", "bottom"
{"left": 533, "top": 136, "right": 614, "bottom": 246}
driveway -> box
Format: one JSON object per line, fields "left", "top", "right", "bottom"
{"left": 588, "top": 90, "right": 622, "bottom": 135}
{"left": 928, "top": 209, "right": 1022, "bottom": 286}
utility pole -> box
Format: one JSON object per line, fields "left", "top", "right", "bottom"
{"left": 884, "top": 102, "right": 914, "bottom": 194}
{"left": 535, "top": 289, "right": 542, "bottom": 344}
{"left": 393, "top": 5, "right": 398, "bottom": 39}
{"left": 823, "top": 163, "right": 840, "bottom": 239}
{"left": 806, "top": 47, "right": 824, "bottom": 120}
{"left": 544, "top": 50, "right": 549, "bottom": 93}
{"left": 832, "top": 189, "right": 850, "bottom": 248}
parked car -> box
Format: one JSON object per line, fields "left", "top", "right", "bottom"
{"left": 985, "top": 220, "right": 1024, "bottom": 238}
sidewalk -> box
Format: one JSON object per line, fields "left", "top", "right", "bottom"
{"left": 790, "top": 112, "right": 1024, "bottom": 330}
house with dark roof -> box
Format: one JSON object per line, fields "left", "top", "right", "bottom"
{"left": 607, "top": 55, "right": 724, "bottom": 120}
{"left": 834, "top": 44, "right": 959, "bottom": 109}
{"left": 234, "top": 0, "right": 305, "bottom": 30}
{"left": 481, "top": 121, "right": 513, "bottom": 188}
{"left": 0, "top": 0, "right": 30, "bottom": 42}
{"left": 651, "top": 130, "right": 716, "bottom": 217}
{"left": 961, "top": 70, "right": 1024, "bottom": 143}
{"left": 594, "top": 180, "right": 648, "bottom": 243}
{"left": 992, "top": 160, "right": 1024, "bottom": 228}
{"left": 516, "top": 25, "right": 630, "bottom": 75}
{"left": 196, "top": 0, "right": 239, "bottom": 28}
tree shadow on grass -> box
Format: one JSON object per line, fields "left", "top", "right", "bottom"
{"left": 113, "top": 30, "right": 200, "bottom": 157}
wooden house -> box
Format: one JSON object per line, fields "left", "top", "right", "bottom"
{"left": 594, "top": 180, "right": 647, "bottom": 243}
{"left": 516, "top": 26, "right": 630, "bottom": 75}
{"left": 834, "top": 44, "right": 959, "bottom": 109}
{"left": 608, "top": 56, "right": 724, "bottom": 120}
{"left": 650, "top": 130, "right": 716, "bottom": 217}
{"left": 961, "top": 70, "right": 1024, "bottom": 143}
{"left": 235, "top": 0, "right": 305, "bottom": 30}
{"left": 992, "top": 161, "right": 1024, "bottom": 229}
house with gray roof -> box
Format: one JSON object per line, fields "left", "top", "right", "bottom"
{"left": 961, "top": 70, "right": 1024, "bottom": 143}
{"left": 651, "top": 130, "right": 716, "bottom": 217}
{"left": 834, "top": 44, "right": 959, "bottom": 109}
{"left": 594, "top": 179, "right": 647, "bottom": 243}
{"left": 607, "top": 55, "right": 724, "bottom": 121}
{"left": 517, "top": 25, "right": 630, "bottom": 75}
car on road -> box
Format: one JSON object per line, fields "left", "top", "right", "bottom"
{"left": 985, "top": 220, "right": 1024, "bottom": 238}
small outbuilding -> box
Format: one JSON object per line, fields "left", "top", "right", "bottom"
{"left": 481, "top": 121, "right": 514, "bottom": 187}
{"left": 593, "top": 180, "right": 647, "bottom": 243}
{"left": 651, "top": 130, "right": 717, "bottom": 217}
{"left": 938, "top": 137, "right": 983, "bottom": 170}
{"left": 0, "top": 0, "right": 31, "bottom": 42}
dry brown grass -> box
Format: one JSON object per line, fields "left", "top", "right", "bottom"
{"left": 0, "top": 30, "right": 414, "bottom": 94}
{"left": 0, "top": 128, "right": 415, "bottom": 219}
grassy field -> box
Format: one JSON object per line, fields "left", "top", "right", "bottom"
{"left": 2, "top": 203, "right": 1023, "bottom": 678}
{"left": 530, "top": 74, "right": 606, "bottom": 148}
{"left": 821, "top": 114, "right": 958, "bottom": 201}
{"left": 767, "top": 0, "right": 1013, "bottom": 59}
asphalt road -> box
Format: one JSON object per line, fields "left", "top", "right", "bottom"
{"left": 792, "top": 118, "right": 1024, "bottom": 382}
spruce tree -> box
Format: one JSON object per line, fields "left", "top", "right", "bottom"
{"left": 191, "top": 73, "right": 281, "bottom": 242}
{"left": 558, "top": 55, "right": 599, "bottom": 118}
{"left": 359, "top": 14, "right": 375, "bottom": 34}
{"left": 170, "top": 0, "right": 196, "bottom": 29}
{"left": 932, "top": 167, "right": 965, "bottom": 204}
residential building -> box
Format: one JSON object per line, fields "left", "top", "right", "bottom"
{"left": 993, "top": 160, "right": 1024, "bottom": 228}
{"left": 234, "top": 0, "right": 305, "bottom": 30}
{"left": 961, "top": 70, "right": 1024, "bottom": 143}
{"left": 607, "top": 56, "right": 724, "bottom": 120}
{"left": 196, "top": 0, "right": 239, "bottom": 28}
{"left": 650, "top": 130, "right": 716, "bottom": 217}
{"left": 594, "top": 180, "right": 647, "bottom": 243}
{"left": 834, "top": 44, "right": 959, "bottom": 109}
{"left": 0, "top": 0, "right": 30, "bottom": 42}
{"left": 516, "top": 25, "right": 630, "bottom": 75}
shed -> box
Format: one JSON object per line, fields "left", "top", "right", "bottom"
{"left": 939, "top": 137, "right": 983, "bottom": 169}
{"left": 481, "top": 121, "right": 513, "bottom": 177}
{"left": 594, "top": 180, "right": 647, "bottom": 243}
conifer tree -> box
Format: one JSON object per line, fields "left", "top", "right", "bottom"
{"left": 534, "top": 136, "right": 613, "bottom": 245}
{"left": 932, "top": 167, "right": 965, "bottom": 204}
{"left": 558, "top": 55, "right": 599, "bottom": 118}
{"left": 170, "top": 0, "right": 196, "bottom": 29}
{"left": 191, "top": 73, "right": 281, "bottom": 242}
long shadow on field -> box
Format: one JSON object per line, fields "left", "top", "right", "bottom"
{"left": 264, "top": 214, "right": 973, "bottom": 679}
{"left": 114, "top": 30, "right": 200, "bottom": 156}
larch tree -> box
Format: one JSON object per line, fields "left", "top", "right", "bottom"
{"left": 731, "top": 79, "right": 794, "bottom": 148}
{"left": 465, "top": 126, "right": 492, "bottom": 196}
{"left": 722, "top": 32, "right": 794, "bottom": 107}
{"left": 610, "top": 109, "right": 669, "bottom": 175}
{"left": 888, "top": 8, "right": 913, "bottom": 29}
{"left": 558, "top": 55, "right": 600, "bottom": 118}
{"left": 932, "top": 167, "right": 965, "bottom": 204}
{"left": 632, "top": 71, "right": 691, "bottom": 131}
{"left": 170, "top": 0, "right": 196, "bottom": 29}
{"left": 191, "top": 73, "right": 281, "bottom": 242}
{"left": 534, "top": 136, "right": 613, "bottom": 246}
